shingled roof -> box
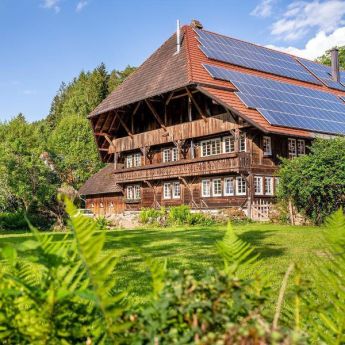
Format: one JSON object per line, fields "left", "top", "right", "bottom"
{"left": 79, "top": 164, "right": 122, "bottom": 196}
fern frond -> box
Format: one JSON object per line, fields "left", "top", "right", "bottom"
{"left": 64, "top": 198, "right": 127, "bottom": 341}
{"left": 216, "top": 222, "right": 260, "bottom": 275}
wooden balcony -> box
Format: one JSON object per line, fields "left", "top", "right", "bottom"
{"left": 113, "top": 152, "right": 251, "bottom": 183}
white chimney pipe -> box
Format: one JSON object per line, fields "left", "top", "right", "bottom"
{"left": 176, "top": 19, "right": 181, "bottom": 54}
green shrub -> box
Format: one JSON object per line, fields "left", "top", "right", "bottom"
{"left": 95, "top": 216, "right": 110, "bottom": 230}
{"left": 0, "top": 212, "right": 28, "bottom": 230}
{"left": 186, "top": 212, "right": 215, "bottom": 226}
{"left": 168, "top": 205, "right": 191, "bottom": 225}
{"left": 139, "top": 207, "right": 166, "bottom": 224}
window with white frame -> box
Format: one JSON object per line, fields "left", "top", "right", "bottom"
{"left": 172, "top": 181, "right": 181, "bottom": 199}
{"left": 224, "top": 177, "right": 234, "bottom": 196}
{"left": 133, "top": 153, "right": 141, "bottom": 167}
{"left": 223, "top": 136, "right": 235, "bottom": 153}
{"left": 239, "top": 133, "right": 246, "bottom": 152}
{"left": 297, "top": 139, "right": 305, "bottom": 155}
{"left": 265, "top": 177, "right": 273, "bottom": 196}
{"left": 172, "top": 147, "right": 179, "bottom": 162}
{"left": 263, "top": 136, "right": 272, "bottom": 156}
{"left": 125, "top": 155, "right": 133, "bottom": 168}
{"left": 288, "top": 138, "right": 297, "bottom": 158}
{"left": 275, "top": 177, "right": 280, "bottom": 194}
{"left": 254, "top": 176, "right": 263, "bottom": 195}
{"left": 212, "top": 179, "right": 222, "bottom": 196}
{"left": 127, "top": 185, "right": 141, "bottom": 200}
{"left": 163, "top": 149, "right": 170, "bottom": 163}
{"left": 126, "top": 153, "right": 141, "bottom": 168}
{"left": 201, "top": 138, "right": 222, "bottom": 157}
{"left": 201, "top": 179, "right": 211, "bottom": 197}
{"left": 163, "top": 183, "right": 171, "bottom": 199}
{"left": 236, "top": 177, "right": 247, "bottom": 195}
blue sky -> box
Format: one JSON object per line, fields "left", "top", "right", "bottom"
{"left": 1, "top": 0, "right": 345, "bottom": 122}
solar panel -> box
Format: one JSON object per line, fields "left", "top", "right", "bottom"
{"left": 196, "top": 29, "right": 321, "bottom": 85}
{"left": 203, "top": 64, "right": 345, "bottom": 135}
{"left": 297, "top": 58, "right": 345, "bottom": 91}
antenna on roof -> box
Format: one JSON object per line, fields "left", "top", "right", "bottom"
{"left": 176, "top": 19, "right": 181, "bottom": 54}
{"left": 331, "top": 47, "right": 340, "bottom": 82}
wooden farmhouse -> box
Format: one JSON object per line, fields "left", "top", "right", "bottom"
{"left": 79, "top": 20, "right": 345, "bottom": 220}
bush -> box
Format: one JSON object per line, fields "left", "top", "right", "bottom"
{"left": 168, "top": 205, "right": 191, "bottom": 225}
{"left": 139, "top": 207, "right": 167, "bottom": 225}
{"left": 186, "top": 212, "right": 215, "bottom": 226}
{"left": 0, "top": 212, "right": 28, "bottom": 230}
{"left": 95, "top": 216, "right": 110, "bottom": 230}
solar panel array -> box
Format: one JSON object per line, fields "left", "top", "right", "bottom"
{"left": 204, "top": 64, "right": 345, "bottom": 135}
{"left": 196, "top": 29, "right": 321, "bottom": 85}
{"left": 297, "top": 58, "right": 345, "bottom": 91}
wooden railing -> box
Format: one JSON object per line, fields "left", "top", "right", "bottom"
{"left": 113, "top": 153, "right": 252, "bottom": 183}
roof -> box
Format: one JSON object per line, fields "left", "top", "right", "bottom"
{"left": 79, "top": 164, "right": 122, "bottom": 196}
{"left": 89, "top": 31, "right": 189, "bottom": 117}
{"left": 88, "top": 24, "right": 345, "bottom": 138}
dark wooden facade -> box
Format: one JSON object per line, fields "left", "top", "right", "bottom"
{"left": 79, "top": 23, "right": 324, "bottom": 219}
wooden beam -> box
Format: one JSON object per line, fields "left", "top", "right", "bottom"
{"left": 185, "top": 87, "right": 207, "bottom": 122}
{"left": 117, "top": 112, "right": 133, "bottom": 138}
{"left": 145, "top": 99, "right": 167, "bottom": 130}
{"left": 108, "top": 112, "right": 119, "bottom": 132}
{"left": 165, "top": 91, "right": 174, "bottom": 105}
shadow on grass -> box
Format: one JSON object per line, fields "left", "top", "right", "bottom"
{"left": 238, "top": 230, "right": 286, "bottom": 259}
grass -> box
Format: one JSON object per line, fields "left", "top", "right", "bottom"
{"left": 0, "top": 222, "right": 325, "bottom": 305}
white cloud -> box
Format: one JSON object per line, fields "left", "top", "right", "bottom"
{"left": 76, "top": 0, "right": 88, "bottom": 12}
{"left": 266, "top": 26, "right": 345, "bottom": 59}
{"left": 251, "top": 0, "right": 275, "bottom": 18}
{"left": 271, "top": 0, "right": 345, "bottom": 41}
{"left": 42, "top": 0, "right": 60, "bottom": 13}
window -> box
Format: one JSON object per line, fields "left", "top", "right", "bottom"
{"left": 125, "top": 155, "right": 133, "bottom": 168}
{"left": 297, "top": 139, "right": 305, "bottom": 155}
{"left": 90, "top": 202, "right": 94, "bottom": 208}
{"left": 223, "top": 136, "right": 235, "bottom": 153}
{"left": 212, "top": 179, "right": 222, "bottom": 196}
{"left": 133, "top": 153, "right": 141, "bottom": 167}
{"left": 254, "top": 176, "right": 263, "bottom": 195}
{"left": 224, "top": 177, "right": 234, "bottom": 196}
{"left": 275, "top": 177, "right": 280, "bottom": 194}
{"left": 109, "top": 202, "right": 114, "bottom": 208}
{"left": 126, "top": 153, "right": 141, "bottom": 168}
{"left": 239, "top": 133, "right": 246, "bottom": 152}
{"left": 163, "top": 149, "right": 170, "bottom": 163}
{"left": 163, "top": 183, "right": 171, "bottom": 199}
{"left": 265, "top": 177, "right": 273, "bottom": 196}
{"left": 288, "top": 138, "right": 297, "bottom": 158}
{"left": 100, "top": 202, "right": 104, "bottom": 208}
{"left": 201, "top": 138, "right": 222, "bottom": 157}
{"left": 201, "top": 179, "right": 211, "bottom": 197}
{"left": 172, "top": 182, "right": 181, "bottom": 199}
{"left": 127, "top": 185, "right": 141, "bottom": 200}
{"left": 263, "top": 136, "right": 272, "bottom": 156}
{"left": 172, "top": 147, "right": 179, "bottom": 162}
{"left": 236, "top": 177, "right": 247, "bottom": 195}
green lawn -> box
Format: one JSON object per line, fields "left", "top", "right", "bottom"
{"left": 0, "top": 222, "right": 325, "bottom": 305}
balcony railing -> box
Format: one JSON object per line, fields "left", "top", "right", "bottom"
{"left": 113, "top": 152, "right": 251, "bottom": 183}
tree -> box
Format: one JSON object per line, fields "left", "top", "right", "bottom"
{"left": 0, "top": 115, "right": 58, "bottom": 213}
{"left": 278, "top": 138, "right": 345, "bottom": 224}
{"left": 316, "top": 46, "right": 345, "bottom": 69}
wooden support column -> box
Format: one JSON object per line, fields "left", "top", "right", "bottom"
{"left": 187, "top": 97, "right": 195, "bottom": 159}
{"left": 144, "top": 180, "right": 160, "bottom": 209}
{"left": 185, "top": 87, "right": 207, "bottom": 122}
{"left": 117, "top": 112, "right": 133, "bottom": 138}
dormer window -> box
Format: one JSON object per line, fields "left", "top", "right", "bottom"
{"left": 263, "top": 136, "right": 272, "bottom": 156}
